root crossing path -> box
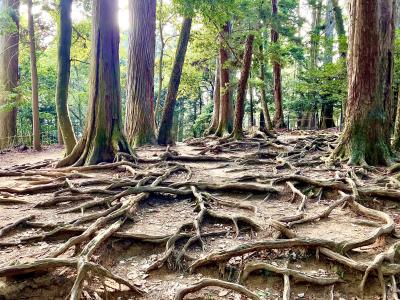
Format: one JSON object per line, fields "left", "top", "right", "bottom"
{"left": 0, "top": 131, "right": 400, "bottom": 299}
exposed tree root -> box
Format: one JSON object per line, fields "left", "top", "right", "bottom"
{"left": 0, "top": 215, "right": 35, "bottom": 237}
{"left": 174, "top": 278, "right": 260, "bottom": 300}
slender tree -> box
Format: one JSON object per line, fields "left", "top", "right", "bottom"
{"left": 232, "top": 34, "right": 254, "bottom": 139}
{"left": 0, "top": 0, "right": 19, "bottom": 149}
{"left": 155, "top": 0, "right": 165, "bottom": 125}
{"left": 125, "top": 0, "right": 156, "bottom": 147}
{"left": 27, "top": 0, "right": 41, "bottom": 151}
{"left": 271, "top": 0, "right": 285, "bottom": 129}
{"left": 332, "top": 0, "right": 347, "bottom": 59}
{"left": 394, "top": 95, "right": 400, "bottom": 150}
{"left": 55, "top": 0, "right": 76, "bottom": 155}
{"left": 215, "top": 22, "right": 233, "bottom": 137}
{"left": 204, "top": 58, "right": 220, "bottom": 135}
{"left": 259, "top": 43, "right": 273, "bottom": 131}
{"left": 157, "top": 17, "right": 192, "bottom": 145}
{"left": 320, "top": 0, "right": 335, "bottom": 129}
{"left": 330, "top": 0, "right": 394, "bottom": 165}
{"left": 57, "top": 0, "right": 132, "bottom": 167}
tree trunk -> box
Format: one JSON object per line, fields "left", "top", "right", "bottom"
{"left": 204, "top": 58, "right": 220, "bottom": 135}
{"left": 155, "top": 0, "right": 165, "bottom": 125}
{"left": 157, "top": 17, "right": 192, "bottom": 145}
{"left": 215, "top": 22, "right": 233, "bottom": 136}
{"left": 259, "top": 44, "right": 272, "bottom": 131}
{"left": 331, "top": 0, "right": 394, "bottom": 166}
{"left": 232, "top": 34, "right": 254, "bottom": 139}
{"left": 249, "top": 86, "right": 254, "bottom": 127}
{"left": 57, "top": 0, "right": 131, "bottom": 167}
{"left": 55, "top": 0, "right": 76, "bottom": 155}
{"left": 0, "top": 0, "right": 19, "bottom": 149}
{"left": 320, "top": 0, "right": 335, "bottom": 129}
{"left": 271, "top": 0, "right": 285, "bottom": 129}
{"left": 28, "top": 0, "right": 41, "bottom": 151}
{"left": 332, "top": 0, "right": 347, "bottom": 59}
{"left": 125, "top": 0, "right": 156, "bottom": 147}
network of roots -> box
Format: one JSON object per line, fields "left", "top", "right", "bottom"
{"left": 0, "top": 130, "right": 400, "bottom": 299}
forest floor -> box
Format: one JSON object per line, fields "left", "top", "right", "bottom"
{"left": 0, "top": 130, "right": 400, "bottom": 300}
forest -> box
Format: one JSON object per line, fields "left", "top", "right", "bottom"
{"left": 0, "top": 0, "right": 400, "bottom": 299}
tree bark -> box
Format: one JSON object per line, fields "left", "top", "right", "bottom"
{"left": 27, "top": 0, "right": 41, "bottom": 151}
{"left": 125, "top": 0, "right": 156, "bottom": 147}
{"left": 331, "top": 0, "right": 394, "bottom": 166}
{"left": 55, "top": 0, "right": 76, "bottom": 155}
{"left": 232, "top": 34, "right": 254, "bottom": 139}
{"left": 0, "top": 0, "right": 19, "bottom": 149}
{"left": 204, "top": 58, "right": 220, "bottom": 135}
{"left": 271, "top": 0, "right": 285, "bottom": 129}
{"left": 215, "top": 22, "right": 233, "bottom": 137}
{"left": 57, "top": 0, "right": 131, "bottom": 167}
{"left": 157, "top": 17, "right": 192, "bottom": 145}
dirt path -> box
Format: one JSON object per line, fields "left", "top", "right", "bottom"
{"left": 0, "top": 145, "right": 63, "bottom": 168}
{"left": 0, "top": 132, "right": 399, "bottom": 300}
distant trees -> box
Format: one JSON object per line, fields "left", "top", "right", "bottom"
{"left": 58, "top": 0, "right": 131, "bottom": 166}
{"left": 125, "top": 0, "right": 157, "bottom": 147}
{"left": 55, "top": 0, "right": 76, "bottom": 155}
{"left": 0, "top": 0, "right": 19, "bottom": 149}
{"left": 331, "top": 0, "right": 394, "bottom": 165}
{"left": 27, "top": 0, "right": 41, "bottom": 151}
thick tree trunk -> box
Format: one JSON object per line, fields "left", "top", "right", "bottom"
{"left": 125, "top": 0, "right": 156, "bottom": 147}
{"left": 57, "top": 0, "right": 131, "bottom": 167}
{"left": 259, "top": 44, "right": 272, "bottom": 131}
{"left": 271, "top": 0, "right": 285, "bottom": 129}
{"left": 215, "top": 22, "right": 233, "bottom": 137}
{"left": 204, "top": 58, "right": 220, "bottom": 135}
{"left": 157, "top": 17, "right": 192, "bottom": 145}
{"left": 232, "top": 34, "right": 254, "bottom": 139}
{"left": 27, "top": 0, "right": 41, "bottom": 151}
{"left": 55, "top": 0, "right": 76, "bottom": 155}
{"left": 0, "top": 0, "right": 19, "bottom": 149}
{"left": 320, "top": 0, "right": 335, "bottom": 129}
{"left": 331, "top": 0, "right": 394, "bottom": 166}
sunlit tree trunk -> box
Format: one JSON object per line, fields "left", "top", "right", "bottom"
{"left": 204, "top": 58, "right": 220, "bottom": 135}
{"left": 27, "top": 0, "right": 41, "bottom": 151}
{"left": 215, "top": 22, "right": 233, "bottom": 136}
{"left": 331, "top": 0, "right": 394, "bottom": 166}
{"left": 55, "top": 0, "right": 76, "bottom": 155}
{"left": 155, "top": 0, "right": 165, "bottom": 125}
{"left": 232, "top": 34, "right": 254, "bottom": 139}
{"left": 157, "top": 17, "right": 192, "bottom": 145}
{"left": 0, "top": 0, "right": 19, "bottom": 149}
{"left": 271, "top": 0, "right": 285, "bottom": 129}
{"left": 57, "top": 0, "right": 131, "bottom": 167}
{"left": 125, "top": 0, "right": 156, "bottom": 147}
{"left": 394, "top": 92, "right": 400, "bottom": 150}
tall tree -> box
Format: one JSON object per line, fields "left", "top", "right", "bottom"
{"left": 155, "top": 0, "right": 165, "bottom": 125}
{"left": 331, "top": 0, "right": 394, "bottom": 165}
{"left": 271, "top": 0, "right": 285, "bottom": 129}
{"left": 27, "top": 0, "right": 41, "bottom": 151}
{"left": 320, "top": 0, "right": 335, "bottom": 129}
{"left": 215, "top": 22, "right": 233, "bottom": 137}
{"left": 57, "top": 0, "right": 131, "bottom": 167}
{"left": 332, "top": 0, "right": 347, "bottom": 59}
{"left": 157, "top": 17, "right": 192, "bottom": 145}
{"left": 0, "top": 0, "right": 19, "bottom": 149}
{"left": 232, "top": 34, "right": 254, "bottom": 139}
{"left": 125, "top": 0, "right": 156, "bottom": 147}
{"left": 204, "top": 58, "right": 220, "bottom": 135}
{"left": 55, "top": 0, "right": 76, "bottom": 155}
